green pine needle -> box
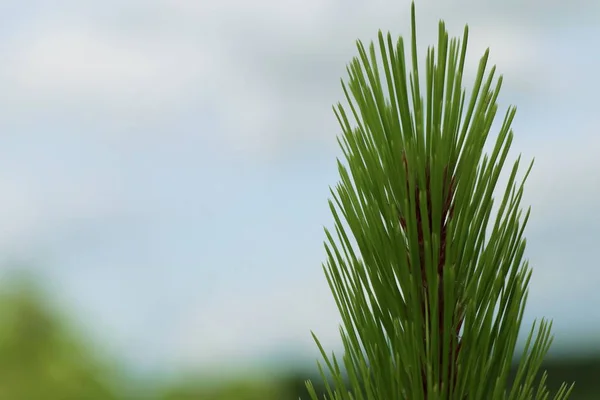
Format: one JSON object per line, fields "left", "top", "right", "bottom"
{"left": 306, "top": 3, "right": 574, "bottom": 400}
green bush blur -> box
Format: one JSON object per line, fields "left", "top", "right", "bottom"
{"left": 0, "top": 275, "right": 597, "bottom": 399}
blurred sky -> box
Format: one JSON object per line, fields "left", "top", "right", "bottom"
{"left": 0, "top": 0, "right": 599, "bottom": 378}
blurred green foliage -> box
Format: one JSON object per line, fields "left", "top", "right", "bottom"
{"left": 0, "top": 276, "right": 596, "bottom": 399}
{"left": 157, "top": 378, "right": 294, "bottom": 400}
{"left": 0, "top": 277, "right": 120, "bottom": 399}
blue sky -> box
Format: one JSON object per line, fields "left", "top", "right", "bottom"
{"left": 0, "top": 0, "right": 598, "bottom": 378}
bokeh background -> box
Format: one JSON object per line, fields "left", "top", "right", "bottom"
{"left": 0, "top": 0, "right": 598, "bottom": 398}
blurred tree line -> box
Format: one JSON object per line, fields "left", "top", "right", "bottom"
{"left": 0, "top": 275, "right": 597, "bottom": 399}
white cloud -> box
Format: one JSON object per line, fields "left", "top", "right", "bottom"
{"left": 1, "top": 0, "right": 587, "bottom": 156}
{"left": 1, "top": 26, "right": 203, "bottom": 116}
{"left": 14, "top": 29, "right": 156, "bottom": 92}
{"left": 170, "top": 274, "right": 342, "bottom": 368}
{"left": 522, "top": 126, "right": 600, "bottom": 224}
{"left": 0, "top": 139, "right": 125, "bottom": 259}
{"left": 0, "top": 178, "right": 118, "bottom": 256}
